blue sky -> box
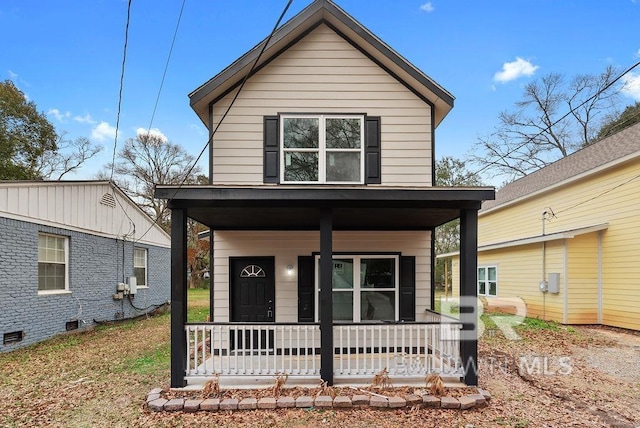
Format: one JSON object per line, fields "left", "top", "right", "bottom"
{"left": 1, "top": 0, "right": 639, "bottom": 181}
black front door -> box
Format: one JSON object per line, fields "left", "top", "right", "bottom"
{"left": 230, "top": 257, "right": 275, "bottom": 322}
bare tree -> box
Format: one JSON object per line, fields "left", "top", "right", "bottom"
{"left": 37, "top": 132, "right": 102, "bottom": 180}
{"left": 472, "top": 66, "right": 621, "bottom": 182}
{"left": 103, "top": 131, "right": 201, "bottom": 231}
{"left": 434, "top": 156, "right": 484, "bottom": 295}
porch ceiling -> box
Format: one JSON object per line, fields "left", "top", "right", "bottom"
{"left": 155, "top": 186, "right": 495, "bottom": 230}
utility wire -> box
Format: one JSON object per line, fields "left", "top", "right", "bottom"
{"left": 474, "top": 60, "right": 640, "bottom": 177}
{"left": 143, "top": 0, "right": 186, "bottom": 138}
{"left": 555, "top": 172, "right": 640, "bottom": 215}
{"left": 109, "top": 0, "right": 133, "bottom": 182}
{"left": 135, "top": 0, "right": 294, "bottom": 243}
{"left": 112, "top": 0, "right": 186, "bottom": 239}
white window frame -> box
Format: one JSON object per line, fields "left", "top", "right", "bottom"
{"left": 37, "top": 233, "right": 69, "bottom": 295}
{"left": 478, "top": 265, "right": 498, "bottom": 297}
{"left": 134, "top": 247, "right": 148, "bottom": 288}
{"left": 280, "top": 114, "right": 365, "bottom": 184}
{"left": 313, "top": 255, "right": 399, "bottom": 322}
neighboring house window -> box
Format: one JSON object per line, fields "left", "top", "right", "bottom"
{"left": 315, "top": 255, "right": 399, "bottom": 322}
{"left": 38, "top": 233, "right": 68, "bottom": 292}
{"left": 281, "top": 115, "right": 364, "bottom": 184}
{"left": 134, "top": 248, "right": 147, "bottom": 287}
{"left": 478, "top": 266, "right": 497, "bottom": 297}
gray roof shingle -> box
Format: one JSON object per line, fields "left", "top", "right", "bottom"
{"left": 482, "top": 122, "right": 640, "bottom": 211}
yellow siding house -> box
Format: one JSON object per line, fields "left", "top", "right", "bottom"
{"left": 446, "top": 123, "right": 640, "bottom": 331}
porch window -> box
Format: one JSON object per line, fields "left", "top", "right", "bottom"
{"left": 316, "top": 255, "right": 398, "bottom": 322}
{"left": 38, "top": 233, "right": 68, "bottom": 293}
{"left": 281, "top": 115, "right": 364, "bottom": 184}
{"left": 134, "top": 248, "right": 147, "bottom": 287}
{"left": 478, "top": 266, "right": 497, "bottom": 297}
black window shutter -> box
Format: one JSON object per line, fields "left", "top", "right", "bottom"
{"left": 399, "top": 256, "right": 416, "bottom": 321}
{"left": 364, "top": 116, "right": 381, "bottom": 184}
{"left": 297, "top": 256, "right": 315, "bottom": 322}
{"left": 263, "top": 116, "right": 279, "bottom": 183}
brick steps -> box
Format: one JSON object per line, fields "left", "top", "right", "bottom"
{"left": 146, "top": 388, "right": 491, "bottom": 413}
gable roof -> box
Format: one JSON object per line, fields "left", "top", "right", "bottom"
{"left": 189, "top": 0, "right": 454, "bottom": 127}
{"left": 0, "top": 180, "right": 171, "bottom": 247}
{"left": 482, "top": 122, "right": 640, "bottom": 213}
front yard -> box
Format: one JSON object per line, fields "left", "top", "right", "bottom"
{"left": 0, "top": 291, "right": 638, "bottom": 427}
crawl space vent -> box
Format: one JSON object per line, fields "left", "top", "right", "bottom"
{"left": 3, "top": 331, "right": 24, "bottom": 345}
{"left": 66, "top": 320, "right": 79, "bottom": 331}
{"left": 100, "top": 192, "right": 116, "bottom": 208}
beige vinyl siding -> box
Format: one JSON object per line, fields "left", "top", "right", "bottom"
{"left": 0, "top": 182, "right": 169, "bottom": 247}
{"left": 565, "top": 233, "right": 599, "bottom": 324}
{"left": 477, "top": 158, "right": 640, "bottom": 330}
{"left": 213, "top": 231, "right": 431, "bottom": 323}
{"left": 211, "top": 24, "right": 432, "bottom": 186}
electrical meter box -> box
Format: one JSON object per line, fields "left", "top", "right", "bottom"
{"left": 129, "top": 276, "right": 137, "bottom": 295}
{"left": 548, "top": 273, "right": 560, "bottom": 294}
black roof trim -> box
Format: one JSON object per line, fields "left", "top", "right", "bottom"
{"left": 189, "top": 0, "right": 453, "bottom": 112}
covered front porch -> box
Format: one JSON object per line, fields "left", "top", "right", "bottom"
{"left": 154, "top": 185, "right": 494, "bottom": 388}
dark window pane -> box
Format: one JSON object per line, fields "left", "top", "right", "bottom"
{"left": 333, "top": 291, "right": 353, "bottom": 320}
{"left": 361, "top": 258, "right": 395, "bottom": 288}
{"left": 478, "top": 281, "right": 486, "bottom": 295}
{"left": 284, "top": 152, "right": 318, "bottom": 181}
{"left": 283, "top": 118, "right": 319, "bottom": 148}
{"left": 326, "top": 152, "right": 360, "bottom": 182}
{"left": 361, "top": 291, "right": 395, "bottom": 320}
{"left": 134, "top": 267, "right": 146, "bottom": 286}
{"left": 326, "top": 118, "right": 361, "bottom": 148}
{"left": 489, "top": 281, "right": 497, "bottom": 296}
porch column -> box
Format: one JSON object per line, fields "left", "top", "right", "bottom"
{"left": 459, "top": 208, "right": 478, "bottom": 386}
{"left": 171, "top": 207, "right": 188, "bottom": 388}
{"left": 319, "top": 208, "right": 334, "bottom": 385}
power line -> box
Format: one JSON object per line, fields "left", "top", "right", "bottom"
{"left": 143, "top": 0, "right": 186, "bottom": 138}
{"left": 135, "top": 0, "right": 294, "bottom": 243}
{"left": 555, "top": 171, "right": 640, "bottom": 216}
{"left": 474, "top": 60, "right": 640, "bottom": 178}
{"left": 109, "top": 0, "right": 133, "bottom": 182}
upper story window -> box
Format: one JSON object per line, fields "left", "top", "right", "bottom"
{"left": 281, "top": 115, "right": 364, "bottom": 184}
{"left": 38, "top": 233, "right": 69, "bottom": 293}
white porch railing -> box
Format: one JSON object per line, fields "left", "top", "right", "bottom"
{"left": 185, "top": 318, "right": 463, "bottom": 379}
{"left": 333, "top": 322, "right": 462, "bottom": 377}
{"left": 186, "top": 323, "right": 320, "bottom": 377}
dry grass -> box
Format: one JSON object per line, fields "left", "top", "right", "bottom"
{"left": 271, "top": 373, "right": 288, "bottom": 398}
{"left": 371, "top": 367, "right": 392, "bottom": 390}
{"left": 1, "top": 303, "right": 639, "bottom": 427}
{"left": 425, "top": 374, "right": 445, "bottom": 396}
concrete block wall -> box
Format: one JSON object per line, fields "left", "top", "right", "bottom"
{"left": 0, "top": 216, "right": 170, "bottom": 352}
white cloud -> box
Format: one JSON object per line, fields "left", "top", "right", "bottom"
{"left": 621, "top": 72, "right": 640, "bottom": 101}
{"left": 73, "top": 113, "right": 96, "bottom": 124}
{"left": 419, "top": 2, "right": 434, "bottom": 12}
{"left": 636, "top": 48, "right": 640, "bottom": 58}
{"left": 47, "top": 108, "right": 71, "bottom": 122}
{"left": 91, "top": 121, "right": 117, "bottom": 142}
{"left": 7, "top": 70, "right": 18, "bottom": 80}
{"left": 136, "top": 127, "right": 168, "bottom": 143}
{"left": 493, "top": 57, "right": 539, "bottom": 83}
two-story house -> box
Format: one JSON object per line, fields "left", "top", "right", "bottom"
{"left": 156, "top": 0, "right": 494, "bottom": 388}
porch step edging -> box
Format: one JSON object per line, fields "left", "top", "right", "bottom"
{"left": 145, "top": 388, "right": 491, "bottom": 413}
